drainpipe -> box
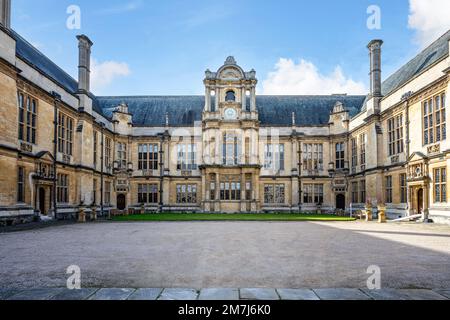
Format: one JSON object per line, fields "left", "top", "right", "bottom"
{"left": 159, "top": 135, "right": 165, "bottom": 213}
{"left": 100, "top": 122, "right": 105, "bottom": 217}
{"left": 51, "top": 91, "right": 61, "bottom": 220}
{"left": 402, "top": 92, "right": 412, "bottom": 215}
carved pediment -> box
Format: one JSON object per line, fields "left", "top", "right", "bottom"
{"left": 219, "top": 67, "right": 242, "bottom": 80}
{"left": 407, "top": 151, "right": 428, "bottom": 163}
{"left": 35, "top": 151, "right": 55, "bottom": 163}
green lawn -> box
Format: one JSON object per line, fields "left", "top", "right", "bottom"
{"left": 112, "top": 213, "right": 356, "bottom": 222}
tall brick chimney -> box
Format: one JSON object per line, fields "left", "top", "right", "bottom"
{"left": 77, "top": 34, "right": 93, "bottom": 93}
{"left": 367, "top": 39, "right": 383, "bottom": 97}
{"left": 0, "top": 0, "right": 11, "bottom": 29}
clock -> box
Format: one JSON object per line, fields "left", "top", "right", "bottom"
{"left": 224, "top": 108, "right": 237, "bottom": 120}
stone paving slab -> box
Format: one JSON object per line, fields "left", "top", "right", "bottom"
{"left": 158, "top": 288, "right": 198, "bottom": 300}
{"left": 277, "top": 289, "right": 320, "bottom": 300}
{"left": 313, "top": 288, "right": 371, "bottom": 300}
{"left": 7, "top": 288, "right": 63, "bottom": 300}
{"left": 240, "top": 288, "right": 279, "bottom": 300}
{"left": 0, "top": 289, "right": 19, "bottom": 300}
{"left": 88, "top": 288, "right": 135, "bottom": 300}
{"left": 199, "top": 288, "right": 239, "bottom": 300}
{"left": 128, "top": 288, "right": 163, "bottom": 300}
{"left": 398, "top": 289, "right": 447, "bottom": 300}
{"left": 436, "top": 290, "right": 450, "bottom": 299}
{"left": 361, "top": 289, "right": 412, "bottom": 300}
{"left": 1, "top": 288, "right": 449, "bottom": 300}
{"left": 51, "top": 288, "right": 98, "bottom": 300}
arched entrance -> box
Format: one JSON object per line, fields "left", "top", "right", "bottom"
{"left": 39, "top": 187, "right": 46, "bottom": 215}
{"left": 417, "top": 188, "right": 424, "bottom": 214}
{"left": 117, "top": 194, "right": 126, "bottom": 211}
{"left": 336, "top": 194, "right": 346, "bottom": 210}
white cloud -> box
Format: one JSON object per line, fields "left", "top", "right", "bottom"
{"left": 261, "top": 58, "right": 367, "bottom": 95}
{"left": 408, "top": 0, "right": 450, "bottom": 48}
{"left": 91, "top": 59, "right": 131, "bottom": 93}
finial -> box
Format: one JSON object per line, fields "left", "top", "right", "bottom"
{"left": 224, "top": 56, "right": 237, "bottom": 65}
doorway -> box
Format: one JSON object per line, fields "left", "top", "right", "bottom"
{"left": 417, "top": 188, "right": 424, "bottom": 214}
{"left": 39, "top": 187, "right": 46, "bottom": 215}
{"left": 336, "top": 194, "right": 346, "bottom": 210}
{"left": 117, "top": 194, "right": 126, "bottom": 211}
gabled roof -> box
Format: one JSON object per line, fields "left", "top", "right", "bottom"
{"left": 381, "top": 29, "right": 450, "bottom": 96}
{"left": 95, "top": 95, "right": 366, "bottom": 126}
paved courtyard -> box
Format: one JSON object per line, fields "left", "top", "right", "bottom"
{"left": 0, "top": 221, "right": 449, "bottom": 290}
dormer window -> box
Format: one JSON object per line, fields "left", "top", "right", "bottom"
{"left": 225, "top": 90, "right": 236, "bottom": 102}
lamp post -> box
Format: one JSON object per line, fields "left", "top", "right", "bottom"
{"left": 51, "top": 91, "right": 61, "bottom": 220}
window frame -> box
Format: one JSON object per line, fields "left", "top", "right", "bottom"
{"left": 57, "top": 173, "right": 69, "bottom": 204}
{"left": 385, "top": 176, "right": 393, "bottom": 204}
{"left": 335, "top": 142, "right": 345, "bottom": 170}
{"left": 433, "top": 167, "right": 447, "bottom": 203}
{"left": 302, "top": 143, "right": 324, "bottom": 173}
{"left": 388, "top": 114, "right": 404, "bottom": 156}
{"left": 264, "top": 183, "right": 286, "bottom": 204}
{"left": 18, "top": 92, "right": 38, "bottom": 145}
{"left": 264, "top": 143, "right": 285, "bottom": 171}
{"left": 57, "top": 112, "right": 74, "bottom": 156}
{"left": 138, "top": 143, "right": 159, "bottom": 171}
{"left": 176, "top": 184, "right": 197, "bottom": 204}
{"left": 138, "top": 183, "right": 158, "bottom": 204}
{"left": 17, "top": 166, "right": 25, "bottom": 203}
{"left": 303, "top": 183, "right": 324, "bottom": 204}
{"left": 423, "top": 92, "right": 446, "bottom": 146}
{"left": 177, "top": 142, "right": 198, "bottom": 171}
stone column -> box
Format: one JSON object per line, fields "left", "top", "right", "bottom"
{"left": 215, "top": 88, "right": 220, "bottom": 112}
{"left": 423, "top": 184, "right": 430, "bottom": 221}
{"left": 250, "top": 87, "right": 256, "bottom": 112}
{"left": 241, "top": 87, "right": 246, "bottom": 111}
{"left": 215, "top": 174, "right": 220, "bottom": 212}
{"left": 205, "top": 87, "right": 211, "bottom": 112}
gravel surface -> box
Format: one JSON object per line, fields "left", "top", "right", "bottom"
{"left": 0, "top": 221, "right": 449, "bottom": 289}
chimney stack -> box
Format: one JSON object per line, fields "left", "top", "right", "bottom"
{"left": 367, "top": 39, "right": 383, "bottom": 97}
{"left": 77, "top": 34, "right": 93, "bottom": 93}
{"left": 0, "top": 0, "right": 11, "bottom": 29}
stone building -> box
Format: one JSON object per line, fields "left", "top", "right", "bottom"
{"left": 1, "top": 1, "right": 450, "bottom": 223}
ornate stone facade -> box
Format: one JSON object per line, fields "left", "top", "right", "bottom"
{"left": 1, "top": 6, "right": 450, "bottom": 223}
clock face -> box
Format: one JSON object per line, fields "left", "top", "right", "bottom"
{"left": 224, "top": 108, "right": 237, "bottom": 120}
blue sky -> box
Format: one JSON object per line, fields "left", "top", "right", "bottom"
{"left": 11, "top": 0, "right": 449, "bottom": 96}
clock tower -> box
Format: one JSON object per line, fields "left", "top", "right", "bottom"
{"left": 201, "top": 57, "right": 261, "bottom": 213}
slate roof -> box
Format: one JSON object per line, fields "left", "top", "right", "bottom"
{"left": 12, "top": 30, "right": 79, "bottom": 94}
{"left": 11, "top": 30, "right": 104, "bottom": 115}
{"left": 95, "top": 95, "right": 366, "bottom": 126}
{"left": 381, "top": 29, "right": 450, "bottom": 96}
{"left": 10, "top": 27, "right": 450, "bottom": 127}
